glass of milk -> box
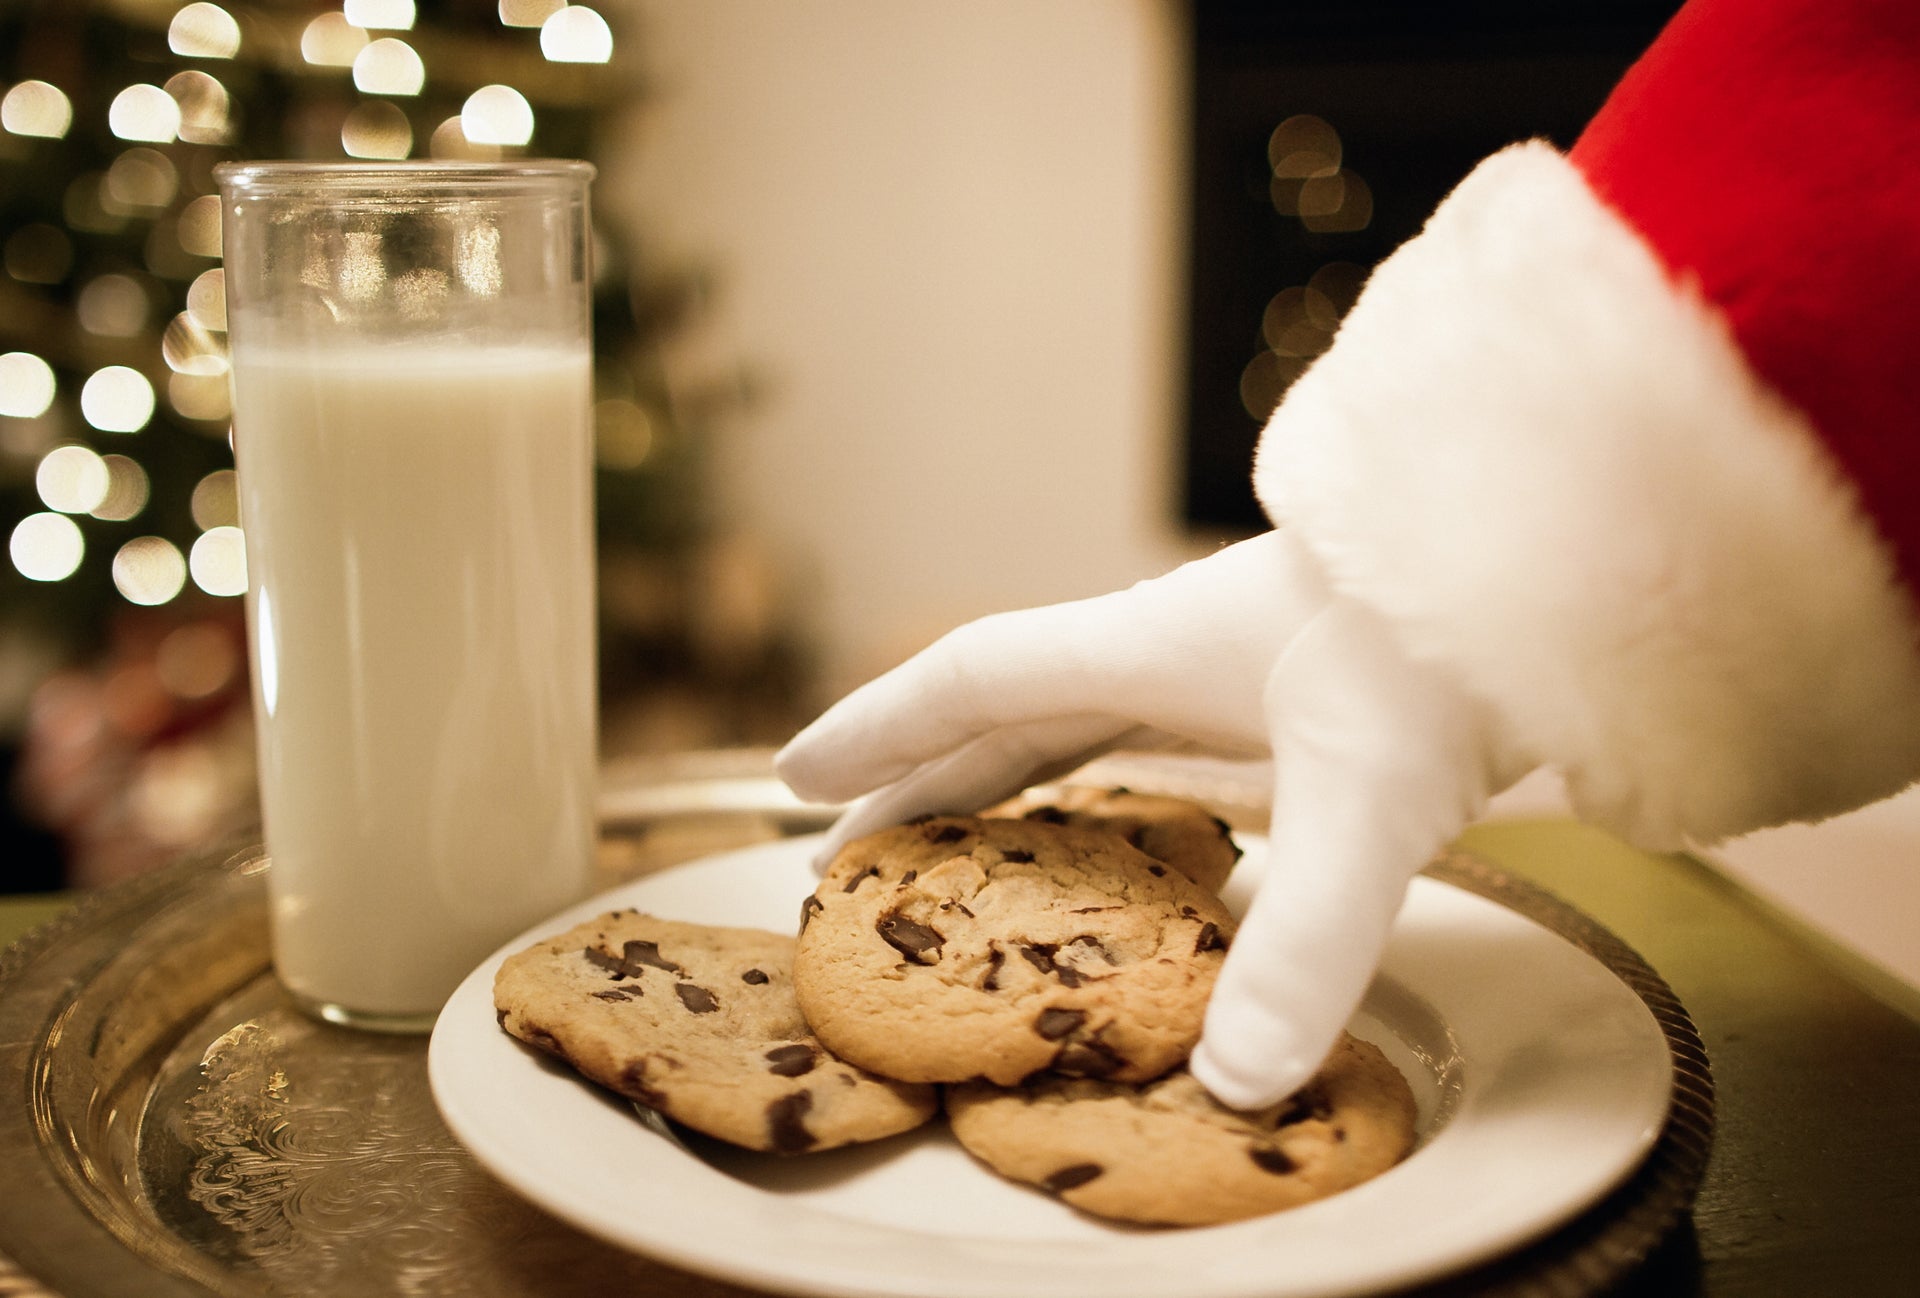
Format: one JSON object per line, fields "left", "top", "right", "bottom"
{"left": 216, "top": 161, "right": 599, "bottom": 1031}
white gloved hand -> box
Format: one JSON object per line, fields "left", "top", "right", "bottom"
{"left": 775, "top": 530, "right": 1524, "bottom": 1109}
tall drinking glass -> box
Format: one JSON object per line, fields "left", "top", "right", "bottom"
{"left": 216, "top": 161, "right": 599, "bottom": 1031}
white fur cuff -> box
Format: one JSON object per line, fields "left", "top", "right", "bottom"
{"left": 1253, "top": 142, "right": 1920, "bottom": 849}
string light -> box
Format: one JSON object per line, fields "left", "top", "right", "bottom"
{"left": 541, "top": 6, "right": 613, "bottom": 63}
{"left": 189, "top": 526, "right": 247, "bottom": 597}
{"left": 0, "top": 352, "right": 58, "bottom": 418}
{"left": 186, "top": 268, "right": 226, "bottom": 331}
{"left": 168, "top": 3, "right": 242, "bottom": 59}
{"left": 353, "top": 38, "right": 427, "bottom": 95}
{"left": 91, "top": 455, "right": 151, "bottom": 521}
{"left": 302, "top": 14, "right": 370, "bottom": 67}
{"left": 77, "top": 274, "right": 151, "bottom": 336}
{"left": 36, "top": 445, "right": 111, "bottom": 514}
{"left": 10, "top": 512, "right": 85, "bottom": 582}
{"left": 190, "top": 469, "right": 238, "bottom": 529}
{"left": 108, "top": 85, "right": 182, "bottom": 143}
{"left": 166, "top": 70, "right": 233, "bottom": 145}
{"left": 80, "top": 366, "right": 156, "bottom": 433}
{"left": 106, "top": 148, "right": 180, "bottom": 211}
{"left": 500, "top": 0, "right": 565, "bottom": 29}
{"left": 112, "top": 536, "right": 188, "bottom": 606}
{"left": 345, "top": 0, "right": 417, "bottom": 31}
{"left": 342, "top": 100, "right": 414, "bottom": 159}
{"left": 461, "top": 85, "right": 534, "bottom": 147}
{"left": 1, "top": 81, "right": 72, "bottom": 138}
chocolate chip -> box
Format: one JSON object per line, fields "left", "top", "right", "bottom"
{"left": 1067, "top": 934, "right": 1117, "bottom": 965}
{"left": 1034, "top": 1007, "right": 1086, "bottom": 1040}
{"left": 623, "top": 939, "right": 681, "bottom": 973}
{"left": 899, "top": 870, "right": 918, "bottom": 885}
{"left": 1043, "top": 1163, "right": 1104, "bottom": 1193}
{"left": 842, "top": 866, "right": 881, "bottom": 892}
{"left": 1053, "top": 1037, "right": 1122, "bottom": 1077}
{"left": 583, "top": 946, "right": 629, "bottom": 978}
{"left": 799, "top": 895, "right": 823, "bottom": 933}
{"left": 585, "top": 940, "right": 681, "bottom": 980}
{"left": 1146, "top": 864, "right": 1167, "bottom": 877}
{"left": 1127, "top": 828, "right": 1148, "bottom": 849}
{"left": 767, "top": 1091, "right": 817, "bottom": 1153}
{"left": 741, "top": 968, "right": 770, "bottom": 985}
{"left": 1249, "top": 1144, "right": 1297, "bottom": 1175}
{"left": 674, "top": 983, "right": 719, "bottom": 1014}
{"left": 878, "top": 912, "right": 944, "bottom": 962}
{"left": 591, "top": 987, "right": 641, "bottom": 1002}
{"left": 981, "top": 944, "right": 1006, "bottom": 991}
{"left": 926, "top": 823, "right": 971, "bottom": 844}
{"left": 1000, "top": 848, "right": 1036, "bottom": 863}
{"left": 1019, "top": 944, "right": 1057, "bottom": 975}
{"left": 1275, "top": 1086, "right": 1334, "bottom": 1127}
{"left": 1024, "top": 807, "right": 1069, "bottom": 824}
{"left": 1195, "top": 922, "right": 1228, "bottom": 954}
{"left": 764, "top": 1043, "right": 817, "bottom": 1077}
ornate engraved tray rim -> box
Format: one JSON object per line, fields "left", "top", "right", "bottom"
{"left": 0, "top": 752, "right": 1713, "bottom": 1298}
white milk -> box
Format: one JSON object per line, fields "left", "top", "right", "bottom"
{"left": 232, "top": 343, "right": 597, "bottom": 1022}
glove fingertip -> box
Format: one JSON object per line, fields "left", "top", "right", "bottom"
{"left": 1188, "top": 1039, "right": 1318, "bottom": 1113}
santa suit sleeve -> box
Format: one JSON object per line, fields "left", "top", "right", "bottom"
{"left": 1252, "top": 0, "right": 1920, "bottom": 851}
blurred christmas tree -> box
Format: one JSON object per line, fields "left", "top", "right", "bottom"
{"left": 0, "top": 1, "right": 792, "bottom": 890}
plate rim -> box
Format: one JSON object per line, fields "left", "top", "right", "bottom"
{"left": 430, "top": 835, "right": 1690, "bottom": 1298}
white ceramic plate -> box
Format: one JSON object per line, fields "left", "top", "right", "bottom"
{"left": 430, "top": 835, "right": 1672, "bottom": 1298}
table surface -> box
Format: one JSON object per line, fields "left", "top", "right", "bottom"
{"left": 3, "top": 816, "right": 1917, "bottom": 1297}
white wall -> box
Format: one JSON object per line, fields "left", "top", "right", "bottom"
{"left": 601, "top": 0, "right": 1213, "bottom": 708}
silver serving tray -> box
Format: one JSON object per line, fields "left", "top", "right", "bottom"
{"left": 0, "top": 754, "right": 1711, "bottom": 1298}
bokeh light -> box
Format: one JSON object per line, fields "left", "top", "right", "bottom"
{"left": 169, "top": 372, "right": 232, "bottom": 422}
{"left": 186, "top": 268, "right": 227, "bottom": 331}
{"left": 500, "top": 0, "right": 566, "bottom": 29}
{"left": 64, "top": 175, "right": 126, "bottom": 234}
{"left": 429, "top": 115, "right": 501, "bottom": 161}
{"left": 353, "top": 38, "right": 426, "bottom": 95}
{"left": 342, "top": 100, "right": 414, "bottom": 159}
{"left": 1, "top": 81, "right": 73, "bottom": 138}
{"left": 80, "top": 366, "right": 156, "bottom": 433}
{"left": 156, "top": 622, "right": 240, "bottom": 699}
{"left": 5, "top": 223, "right": 73, "bottom": 284}
{"left": 36, "top": 445, "right": 111, "bottom": 514}
{"left": 113, "top": 535, "right": 188, "bottom": 606}
{"left": 108, "top": 85, "right": 182, "bottom": 143}
{"left": 105, "top": 147, "right": 180, "bottom": 211}
{"left": 1239, "top": 351, "right": 1310, "bottom": 422}
{"left": 78, "top": 273, "right": 152, "bottom": 336}
{"left": 10, "top": 512, "right": 85, "bottom": 582}
{"left": 541, "top": 5, "right": 614, "bottom": 63}
{"left": 302, "top": 13, "right": 370, "bottom": 67}
{"left": 595, "top": 398, "right": 654, "bottom": 469}
{"left": 168, "top": 3, "right": 242, "bottom": 59}
{"left": 190, "top": 469, "right": 239, "bottom": 529}
{"left": 0, "top": 352, "right": 58, "bottom": 418}
{"left": 176, "top": 193, "right": 223, "bottom": 257}
{"left": 167, "top": 70, "right": 233, "bottom": 145}
{"left": 162, "top": 311, "right": 229, "bottom": 376}
{"left": 346, "top": 0, "right": 417, "bottom": 31}
{"left": 91, "top": 454, "right": 151, "bottom": 521}
{"left": 461, "top": 85, "right": 534, "bottom": 147}
{"left": 189, "top": 526, "right": 247, "bottom": 597}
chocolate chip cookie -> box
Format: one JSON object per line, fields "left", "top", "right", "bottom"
{"left": 984, "top": 786, "right": 1244, "bottom": 893}
{"left": 494, "top": 910, "right": 938, "bottom": 1153}
{"left": 946, "top": 1033, "right": 1417, "bottom": 1225}
{"left": 792, "top": 814, "right": 1236, "bottom": 1087}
